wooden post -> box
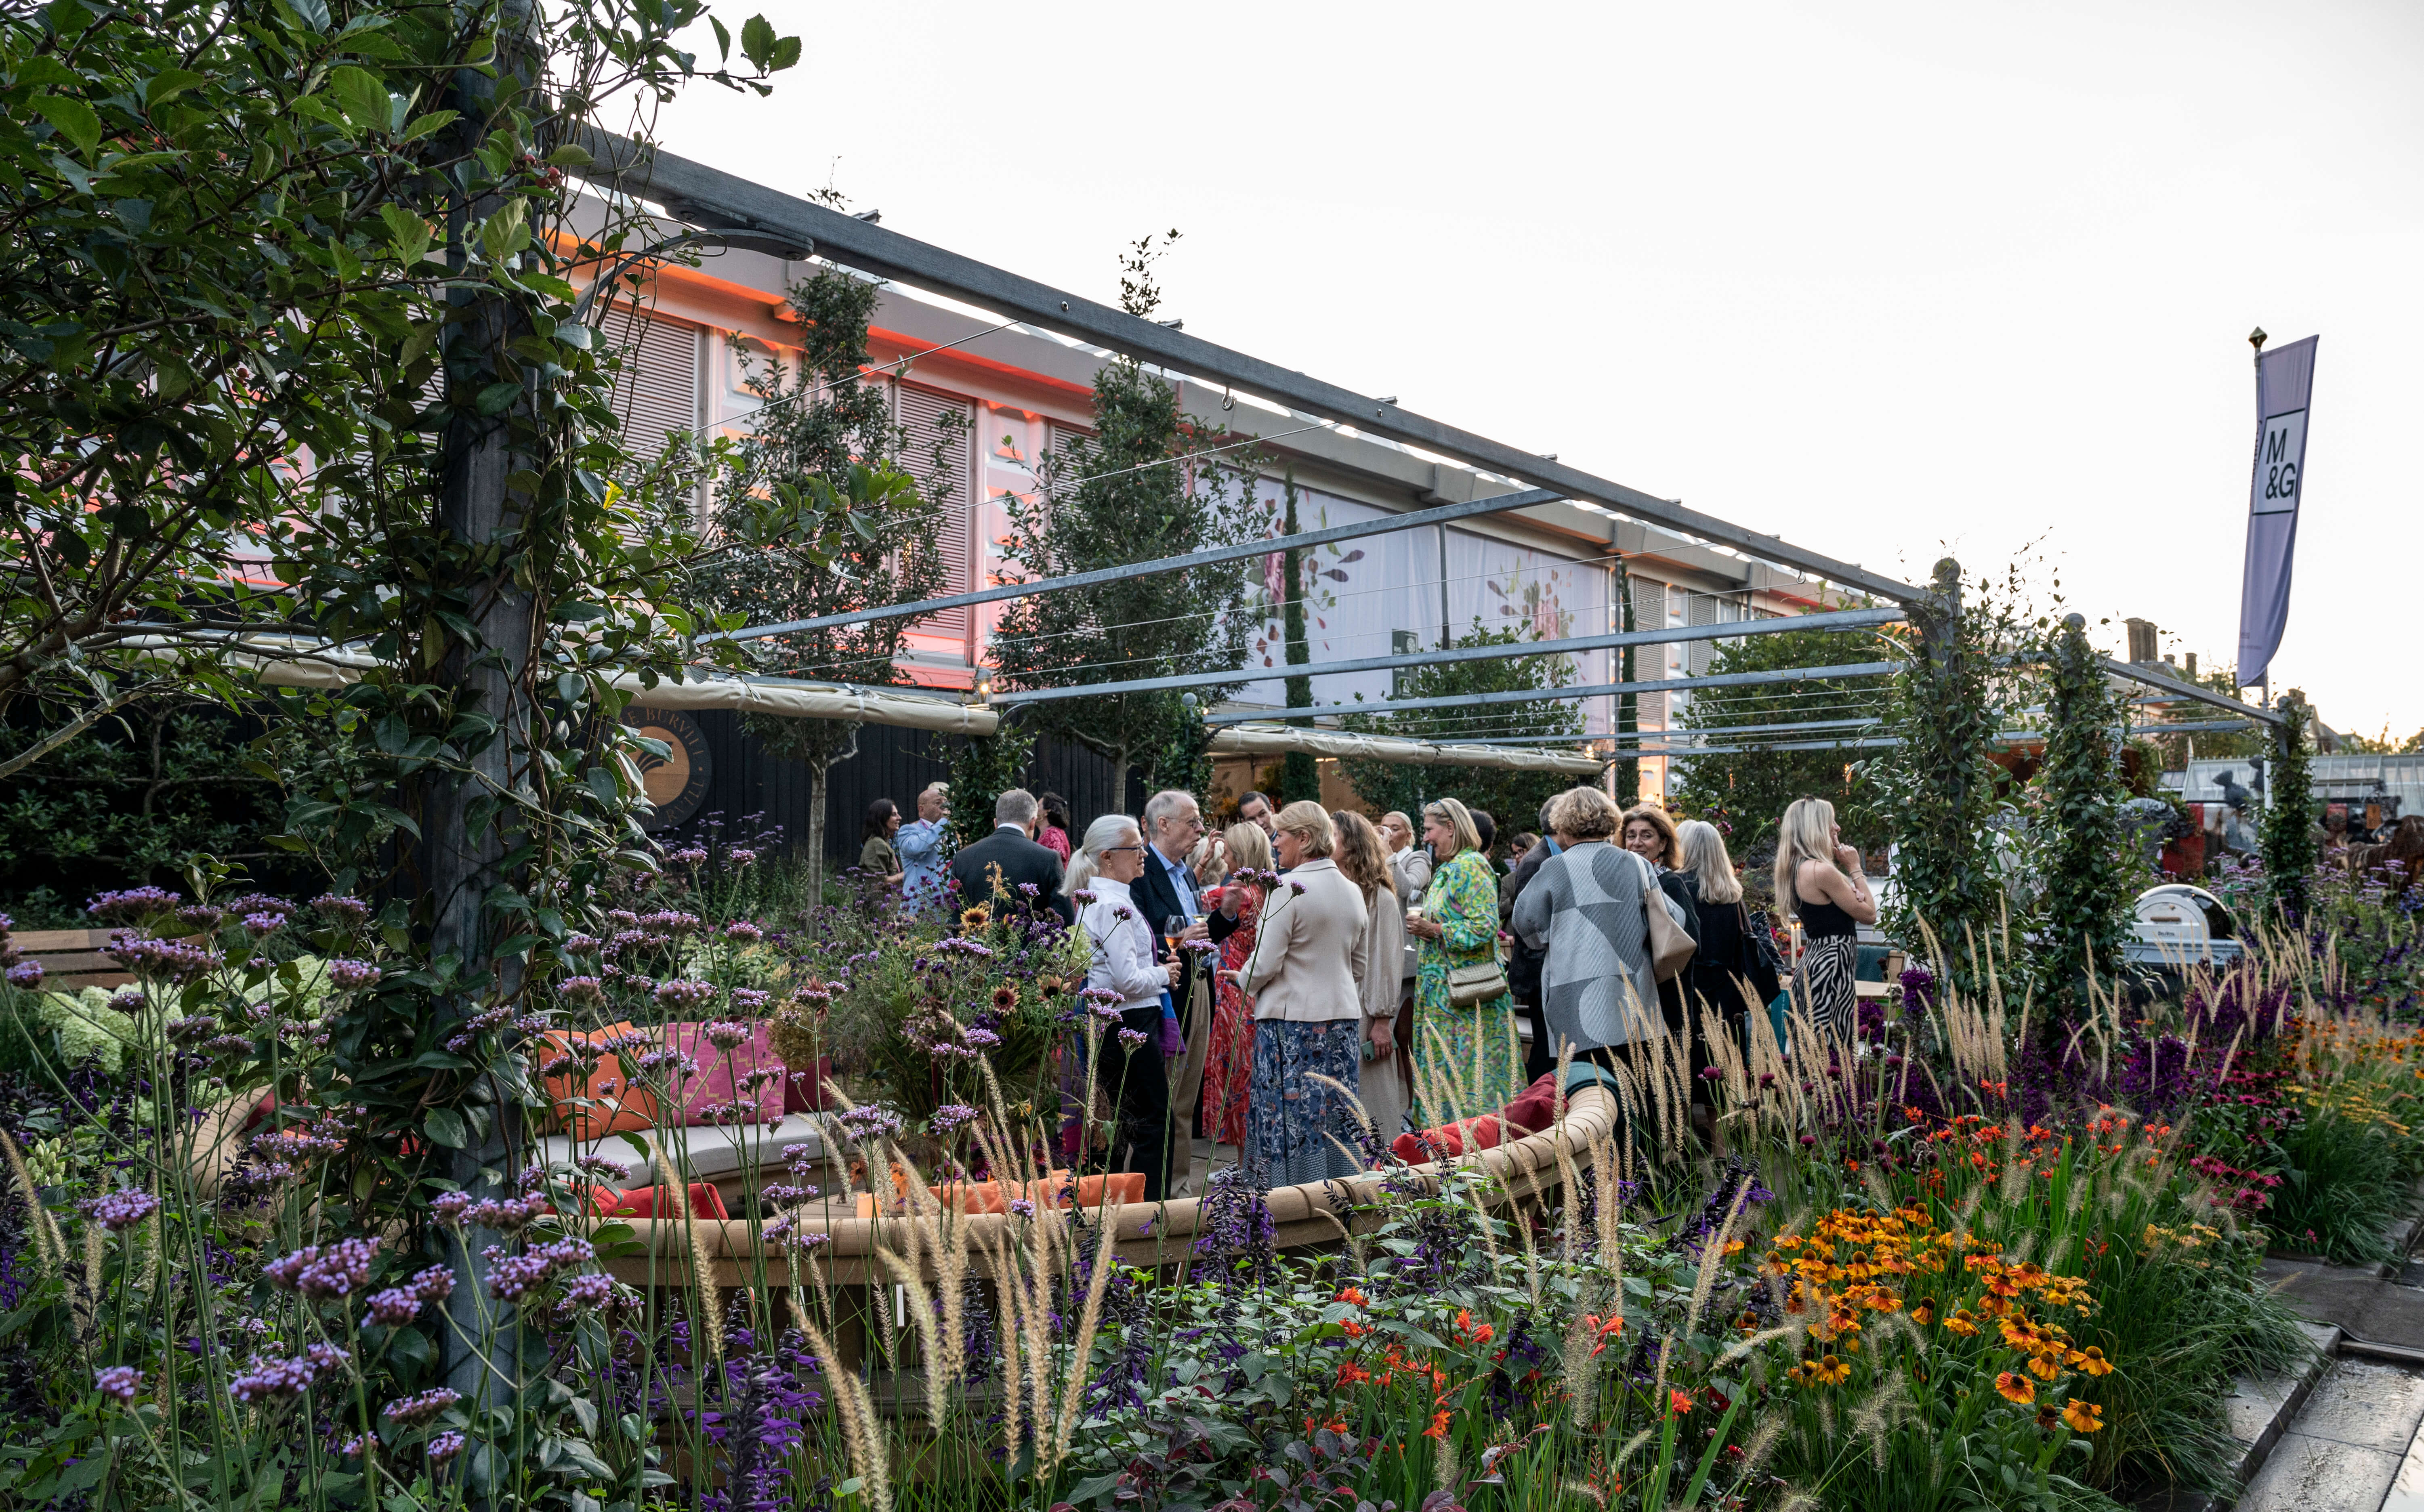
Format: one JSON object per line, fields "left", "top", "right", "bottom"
{"left": 430, "top": 0, "right": 539, "bottom": 1404}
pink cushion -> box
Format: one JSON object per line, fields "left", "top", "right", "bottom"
{"left": 660, "top": 1020, "right": 785, "bottom": 1128}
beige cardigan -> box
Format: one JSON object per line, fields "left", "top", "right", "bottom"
{"left": 1357, "top": 880, "right": 1405, "bottom": 1021}
{"left": 1238, "top": 858, "right": 1368, "bottom": 1022}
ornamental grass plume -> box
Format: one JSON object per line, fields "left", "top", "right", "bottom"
{"left": 653, "top": 1142, "right": 721, "bottom": 1362}
{"left": 3, "top": 1131, "right": 64, "bottom": 1275}
{"left": 1045, "top": 1203, "right": 1122, "bottom": 1474}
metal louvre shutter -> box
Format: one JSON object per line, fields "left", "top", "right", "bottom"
{"left": 606, "top": 310, "right": 701, "bottom": 464}
{"left": 1630, "top": 579, "right": 1667, "bottom": 726}
{"left": 896, "top": 384, "right": 977, "bottom": 639}
{"left": 1687, "top": 591, "right": 1723, "bottom": 676}
{"left": 1045, "top": 421, "right": 1095, "bottom": 481}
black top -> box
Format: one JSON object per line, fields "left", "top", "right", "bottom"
{"left": 1501, "top": 838, "right": 1555, "bottom": 1005}
{"left": 948, "top": 826, "right": 1074, "bottom": 927}
{"left": 1683, "top": 882, "right": 1782, "bottom": 1020}
{"left": 1790, "top": 867, "right": 1858, "bottom": 939}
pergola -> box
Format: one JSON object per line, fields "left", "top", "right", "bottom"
{"left": 551, "top": 132, "right": 2286, "bottom": 779}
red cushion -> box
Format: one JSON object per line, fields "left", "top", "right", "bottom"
{"left": 1392, "top": 1072, "right": 1564, "bottom": 1163}
{"left": 588, "top": 1182, "right": 729, "bottom": 1220}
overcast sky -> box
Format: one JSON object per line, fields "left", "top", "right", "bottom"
{"left": 655, "top": 0, "right": 2423, "bottom": 739}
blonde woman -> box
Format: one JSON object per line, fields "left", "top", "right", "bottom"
{"left": 1231, "top": 802, "right": 1369, "bottom": 1185}
{"left": 1332, "top": 808, "right": 1409, "bottom": 1140}
{"left": 1675, "top": 819, "right": 1781, "bottom": 1047}
{"left": 1405, "top": 796, "right": 1522, "bottom": 1124}
{"left": 1773, "top": 798, "right": 1876, "bottom": 1042}
{"left": 1197, "top": 822, "right": 1272, "bottom": 1155}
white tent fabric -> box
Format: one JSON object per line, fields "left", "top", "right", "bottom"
{"left": 1209, "top": 723, "right": 1605, "bottom": 775}
{"left": 124, "top": 635, "right": 1001, "bottom": 735}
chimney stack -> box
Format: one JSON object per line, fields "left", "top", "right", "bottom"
{"left": 2124, "top": 617, "right": 2158, "bottom": 663}
{"left": 2185, "top": 651, "right": 2197, "bottom": 680}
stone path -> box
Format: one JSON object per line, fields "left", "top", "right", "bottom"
{"left": 2227, "top": 1214, "right": 2424, "bottom": 1512}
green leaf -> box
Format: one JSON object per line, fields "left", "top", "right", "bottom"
{"left": 422, "top": 1107, "right": 469, "bottom": 1148}
{"left": 30, "top": 94, "right": 102, "bottom": 160}
{"left": 770, "top": 36, "right": 802, "bottom": 71}
{"left": 478, "top": 199, "right": 529, "bottom": 264}
{"left": 326, "top": 66, "right": 393, "bottom": 138}
{"left": 144, "top": 68, "right": 208, "bottom": 108}
{"left": 282, "top": 0, "right": 332, "bottom": 32}
{"left": 710, "top": 15, "right": 732, "bottom": 60}
{"left": 740, "top": 14, "right": 777, "bottom": 68}
{"left": 401, "top": 110, "right": 458, "bottom": 143}
{"left": 544, "top": 143, "right": 592, "bottom": 168}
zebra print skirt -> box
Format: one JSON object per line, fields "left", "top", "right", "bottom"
{"left": 1793, "top": 934, "right": 1859, "bottom": 1042}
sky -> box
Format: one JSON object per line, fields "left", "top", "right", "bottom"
{"left": 651, "top": 0, "right": 2424, "bottom": 739}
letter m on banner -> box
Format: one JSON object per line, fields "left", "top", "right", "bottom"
{"left": 2236, "top": 335, "right": 2318, "bottom": 689}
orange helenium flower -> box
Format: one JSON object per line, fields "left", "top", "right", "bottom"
{"left": 2061, "top": 1398, "right": 2104, "bottom": 1433}
{"left": 1996, "top": 1372, "right": 2036, "bottom": 1405}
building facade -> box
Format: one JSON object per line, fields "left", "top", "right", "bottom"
{"left": 587, "top": 234, "right": 1843, "bottom": 845}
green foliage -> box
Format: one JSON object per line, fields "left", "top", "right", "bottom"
{"left": 947, "top": 715, "right": 1037, "bottom": 850}
{"left": 1670, "top": 620, "right": 1895, "bottom": 856}
{"left": 692, "top": 269, "right": 953, "bottom": 879}
{"left": 1864, "top": 561, "right": 2027, "bottom": 987}
{"left": 2263, "top": 693, "right": 2318, "bottom": 919}
{"left": 0, "top": 700, "right": 304, "bottom": 924}
{"left": 2034, "top": 616, "right": 2132, "bottom": 1012}
{"left": 1336, "top": 618, "right": 1586, "bottom": 835}
{"left": 990, "top": 233, "right": 1270, "bottom": 813}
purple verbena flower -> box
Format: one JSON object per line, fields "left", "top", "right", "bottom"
{"left": 80, "top": 1188, "right": 160, "bottom": 1232}
{"left": 383, "top": 1386, "right": 460, "bottom": 1425}
{"left": 95, "top": 1365, "right": 142, "bottom": 1403}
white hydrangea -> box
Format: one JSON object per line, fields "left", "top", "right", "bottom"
{"left": 36, "top": 987, "right": 137, "bottom": 1075}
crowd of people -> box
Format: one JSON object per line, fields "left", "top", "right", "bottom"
{"left": 849, "top": 777, "right": 1880, "bottom": 1198}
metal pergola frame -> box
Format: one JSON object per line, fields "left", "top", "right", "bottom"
{"left": 1202, "top": 657, "right": 1902, "bottom": 728}
{"left": 567, "top": 136, "right": 2298, "bottom": 774}
{"left": 574, "top": 129, "right": 1922, "bottom": 609}
{"left": 990, "top": 609, "right": 1904, "bottom": 710}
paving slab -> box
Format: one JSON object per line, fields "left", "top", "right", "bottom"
{"left": 2380, "top": 1411, "right": 2424, "bottom": 1512}
{"left": 2265, "top": 1258, "right": 2424, "bottom": 1350}
{"left": 2233, "top": 1361, "right": 2424, "bottom": 1512}
{"left": 2235, "top": 1431, "right": 2405, "bottom": 1512}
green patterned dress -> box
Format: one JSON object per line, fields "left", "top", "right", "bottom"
{"left": 1412, "top": 849, "right": 1524, "bottom": 1127}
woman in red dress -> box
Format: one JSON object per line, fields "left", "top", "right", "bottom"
{"left": 1198, "top": 821, "right": 1273, "bottom": 1153}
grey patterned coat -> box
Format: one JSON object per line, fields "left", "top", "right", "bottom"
{"left": 1509, "top": 841, "right": 1664, "bottom": 1054}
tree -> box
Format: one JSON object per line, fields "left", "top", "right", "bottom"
{"left": 2263, "top": 691, "right": 2319, "bottom": 920}
{"left": 692, "top": 270, "right": 951, "bottom": 892}
{"left": 2033, "top": 613, "right": 2130, "bottom": 1012}
{"left": 1669, "top": 620, "right": 1894, "bottom": 857}
{"left": 1862, "top": 560, "right": 2029, "bottom": 991}
{"left": 1337, "top": 619, "right": 1588, "bottom": 840}
{"left": 990, "top": 233, "right": 1269, "bottom": 815}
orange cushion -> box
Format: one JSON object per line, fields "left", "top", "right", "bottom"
{"left": 541, "top": 1022, "right": 660, "bottom": 1138}
{"left": 589, "top": 1182, "right": 728, "bottom": 1220}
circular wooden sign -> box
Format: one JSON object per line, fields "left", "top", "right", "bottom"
{"left": 622, "top": 708, "right": 714, "bottom": 831}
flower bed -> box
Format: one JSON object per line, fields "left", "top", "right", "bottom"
{"left": 0, "top": 856, "right": 2419, "bottom": 1512}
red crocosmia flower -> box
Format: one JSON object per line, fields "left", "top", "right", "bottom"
{"left": 1669, "top": 1389, "right": 1695, "bottom": 1417}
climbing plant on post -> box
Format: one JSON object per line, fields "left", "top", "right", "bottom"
{"left": 1609, "top": 553, "right": 1640, "bottom": 805}
{"left": 2263, "top": 691, "right": 2317, "bottom": 921}
{"left": 1278, "top": 475, "right": 1320, "bottom": 805}
{"left": 2035, "top": 612, "right": 2130, "bottom": 1015}
{"left": 1869, "top": 559, "right": 2007, "bottom": 993}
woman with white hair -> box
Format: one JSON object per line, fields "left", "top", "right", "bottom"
{"left": 1230, "top": 801, "right": 1370, "bottom": 1186}
{"left": 1675, "top": 819, "right": 1781, "bottom": 1052}
{"left": 1774, "top": 797, "right": 1876, "bottom": 1043}
{"left": 1065, "top": 813, "right": 1184, "bottom": 1199}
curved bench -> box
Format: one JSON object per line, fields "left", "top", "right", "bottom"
{"left": 593, "top": 1083, "right": 1620, "bottom": 1289}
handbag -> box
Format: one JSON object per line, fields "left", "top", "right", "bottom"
{"left": 1447, "top": 959, "right": 1510, "bottom": 1007}
{"left": 1637, "top": 857, "right": 1697, "bottom": 982}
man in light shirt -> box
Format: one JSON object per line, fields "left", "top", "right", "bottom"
{"left": 896, "top": 783, "right": 951, "bottom": 916}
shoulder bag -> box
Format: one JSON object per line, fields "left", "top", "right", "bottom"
{"left": 1437, "top": 856, "right": 1510, "bottom": 1007}
{"left": 1637, "top": 857, "right": 1697, "bottom": 982}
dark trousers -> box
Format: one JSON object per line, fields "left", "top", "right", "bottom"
{"left": 1515, "top": 998, "right": 1558, "bottom": 1082}
{"left": 1107, "top": 1002, "right": 1173, "bottom": 1202}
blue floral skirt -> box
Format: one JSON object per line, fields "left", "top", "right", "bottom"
{"left": 1244, "top": 1018, "right": 1368, "bottom": 1188}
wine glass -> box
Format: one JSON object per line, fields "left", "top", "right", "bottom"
{"left": 1163, "top": 915, "right": 1188, "bottom": 958}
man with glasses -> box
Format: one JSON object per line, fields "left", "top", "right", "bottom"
{"left": 1132, "top": 789, "right": 1214, "bottom": 1195}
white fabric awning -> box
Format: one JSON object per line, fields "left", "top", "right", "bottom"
{"left": 1208, "top": 724, "right": 1606, "bottom": 775}
{"left": 124, "top": 634, "right": 999, "bottom": 735}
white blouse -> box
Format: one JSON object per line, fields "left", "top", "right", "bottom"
{"left": 1074, "top": 877, "right": 1167, "bottom": 1012}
